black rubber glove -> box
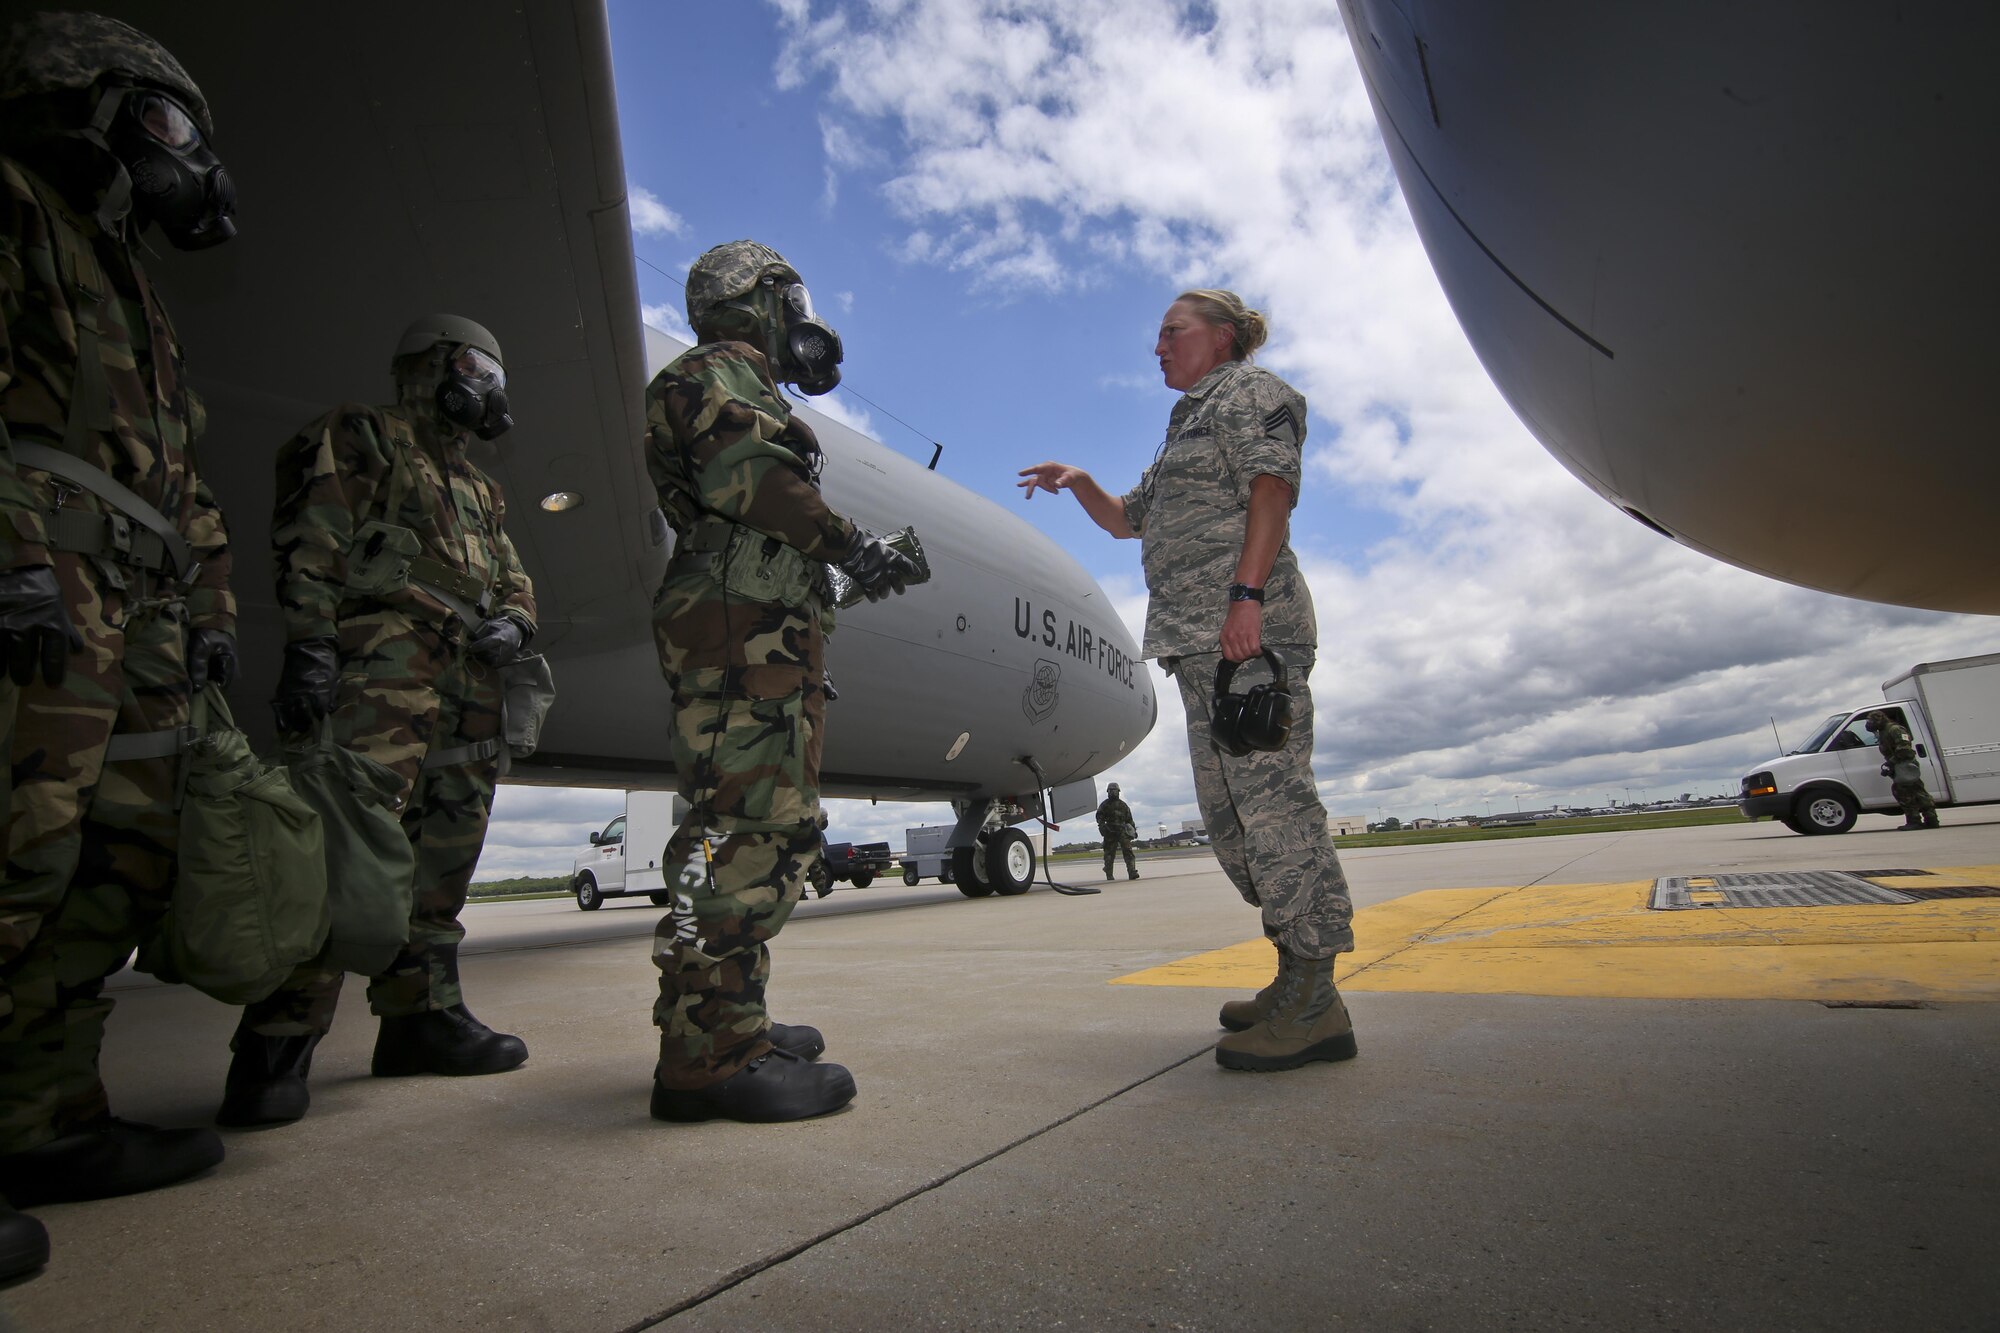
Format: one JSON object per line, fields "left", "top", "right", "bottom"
{"left": 0, "top": 566, "right": 82, "bottom": 687}
{"left": 468, "top": 615, "right": 527, "bottom": 665}
{"left": 187, "top": 628, "right": 237, "bottom": 691}
{"left": 271, "top": 636, "right": 339, "bottom": 735}
{"left": 822, "top": 668, "right": 838, "bottom": 703}
{"left": 1880, "top": 763, "right": 1893, "bottom": 778}
{"left": 835, "top": 533, "right": 920, "bottom": 603}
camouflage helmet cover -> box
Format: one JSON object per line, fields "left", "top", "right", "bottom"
{"left": 0, "top": 11, "right": 213, "bottom": 137}
{"left": 1865, "top": 710, "right": 1891, "bottom": 727}
{"left": 684, "top": 239, "right": 800, "bottom": 331}
{"left": 393, "top": 313, "right": 504, "bottom": 371}
{"left": 1106, "top": 783, "right": 1120, "bottom": 793}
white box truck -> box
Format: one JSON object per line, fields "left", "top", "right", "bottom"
{"left": 1739, "top": 653, "right": 2000, "bottom": 834}
{"left": 571, "top": 791, "right": 686, "bottom": 910}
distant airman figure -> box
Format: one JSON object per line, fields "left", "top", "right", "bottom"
{"left": 1097, "top": 782, "right": 1139, "bottom": 880}
{"left": 215, "top": 314, "right": 538, "bottom": 1128}
{"left": 1865, "top": 710, "right": 1940, "bottom": 830}
{"left": 645, "top": 239, "right": 917, "bottom": 1124}
{"left": 0, "top": 9, "right": 241, "bottom": 1280}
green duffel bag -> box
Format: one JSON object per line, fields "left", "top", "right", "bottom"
{"left": 282, "top": 725, "right": 415, "bottom": 977}
{"left": 136, "top": 686, "right": 331, "bottom": 1004}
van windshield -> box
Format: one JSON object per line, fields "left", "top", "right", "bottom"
{"left": 1796, "top": 713, "right": 1851, "bottom": 754}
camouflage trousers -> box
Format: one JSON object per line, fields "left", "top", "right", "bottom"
{"left": 239, "top": 610, "right": 502, "bottom": 1039}
{"left": 0, "top": 557, "right": 191, "bottom": 1153}
{"left": 653, "top": 664, "right": 824, "bottom": 1090}
{"left": 1892, "top": 779, "right": 1937, "bottom": 822}
{"left": 1170, "top": 650, "right": 1354, "bottom": 961}
{"left": 1102, "top": 832, "right": 1138, "bottom": 877}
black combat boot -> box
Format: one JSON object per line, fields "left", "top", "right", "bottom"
{"left": 0, "top": 1118, "right": 223, "bottom": 1208}
{"left": 1897, "top": 818, "right": 1923, "bottom": 830}
{"left": 651, "top": 1049, "right": 856, "bottom": 1124}
{"left": 1924, "top": 812, "right": 1943, "bottom": 829}
{"left": 0, "top": 1202, "right": 48, "bottom": 1286}
{"left": 372, "top": 1005, "right": 529, "bottom": 1077}
{"left": 215, "top": 1031, "right": 323, "bottom": 1129}
{"left": 767, "top": 1022, "right": 825, "bottom": 1061}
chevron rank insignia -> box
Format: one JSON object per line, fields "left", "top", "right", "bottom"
{"left": 1262, "top": 404, "right": 1301, "bottom": 448}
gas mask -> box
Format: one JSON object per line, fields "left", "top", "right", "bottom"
{"left": 772, "top": 280, "right": 843, "bottom": 395}
{"left": 434, "top": 344, "right": 513, "bottom": 440}
{"left": 103, "top": 87, "right": 236, "bottom": 249}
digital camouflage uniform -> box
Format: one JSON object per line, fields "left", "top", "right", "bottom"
{"left": 0, "top": 155, "right": 234, "bottom": 1152}
{"left": 1875, "top": 718, "right": 1938, "bottom": 825}
{"left": 238, "top": 389, "right": 534, "bottom": 1038}
{"left": 1096, "top": 793, "right": 1139, "bottom": 878}
{"left": 1121, "top": 359, "right": 1353, "bottom": 962}
{"left": 646, "top": 339, "right": 859, "bottom": 1090}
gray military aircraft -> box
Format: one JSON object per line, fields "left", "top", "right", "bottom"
{"left": 1336, "top": 1, "right": 1999, "bottom": 614}
{"left": 90, "top": 1, "right": 1155, "bottom": 894}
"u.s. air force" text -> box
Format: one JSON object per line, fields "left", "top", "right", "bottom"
{"left": 1014, "top": 598, "right": 1135, "bottom": 687}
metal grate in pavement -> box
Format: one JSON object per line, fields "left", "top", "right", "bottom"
{"left": 1649, "top": 871, "right": 1917, "bottom": 910}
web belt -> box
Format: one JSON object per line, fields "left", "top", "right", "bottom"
{"left": 406, "top": 556, "right": 493, "bottom": 626}
{"left": 12, "top": 442, "right": 195, "bottom": 578}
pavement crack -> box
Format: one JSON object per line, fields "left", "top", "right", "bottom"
{"left": 616, "top": 1045, "right": 1214, "bottom": 1331}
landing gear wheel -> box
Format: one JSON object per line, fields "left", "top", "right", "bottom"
{"left": 987, "top": 828, "right": 1035, "bottom": 895}
{"left": 575, "top": 875, "right": 602, "bottom": 911}
{"left": 953, "top": 845, "right": 995, "bottom": 897}
{"left": 903, "top": 865, "right": 920, "bottom": 887}
{"left": 939, "top": 864, "right": 954, "bottom": 885}
{"left": 1796, "top": 790, "right": 1858, "bottom": 835}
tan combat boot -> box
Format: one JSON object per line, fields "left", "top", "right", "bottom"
{"left": 1215, "top": 952, "right": 1357, "bottom": 1071}
{"left": 1217, "top": 948, "right": 1287, "bottom": 1032}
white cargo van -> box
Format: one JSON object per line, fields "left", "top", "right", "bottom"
{"left": 1739, "top": 653, "right": 2000, "bottom": 834}
{"left": 571, "top": 791, "right": 687, "bottom": 909}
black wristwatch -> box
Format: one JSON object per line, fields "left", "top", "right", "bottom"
{"left": 1227, "top": 583, "right": 1265, "bottom": 603}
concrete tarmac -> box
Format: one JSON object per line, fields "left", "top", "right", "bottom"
{"left": 8, "top": 811, "right": 1999, "bottom": 1330}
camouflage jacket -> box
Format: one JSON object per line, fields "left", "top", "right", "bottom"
{"left": 1120, "top": 360, "right": 1315, "bottom": 659}
{"left": 1875, "top": 721, "right": 1918, "bottom": 764}
{"left": 272, "top": 400, "right": 535, "bottom": 643}
{"left": 645, "top": 340, "right": 859, "bottom": 680}
{"left": 1096, "top": 797, "right": 1136, "bottom": 838}
{"left": 0, "top": 156, "right": 233, "bottom": 630}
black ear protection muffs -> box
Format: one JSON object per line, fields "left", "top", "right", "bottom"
{"left": 1211, "top": 650, "right": 1294, "bottom": 757}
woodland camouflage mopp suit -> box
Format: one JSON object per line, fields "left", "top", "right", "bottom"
{"left": 0, "top": 10, "right": 241, "bottom": 1282}
{"left": 645, "top": 239, "right": 917, "bottom": 1124}
{"left": 213, "top": 314, "right": 539, "bottom": 1130}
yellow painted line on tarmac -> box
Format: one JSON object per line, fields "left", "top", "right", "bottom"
{"left": 1111, "top": 864, "right": 2000, "bottom": 1003}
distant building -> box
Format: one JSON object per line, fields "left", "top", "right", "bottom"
{"left": 1328, "top": 815, "right": 1368, "bottom": 836}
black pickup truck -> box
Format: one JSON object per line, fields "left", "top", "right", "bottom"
{"left": 811, "top": 839, "right": 897, "bottom": 895}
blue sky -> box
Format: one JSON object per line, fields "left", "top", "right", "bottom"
{"left": 479, "top": 0, "right": 1992, "bottom": 878}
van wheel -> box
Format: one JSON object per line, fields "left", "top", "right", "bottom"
{"left": 954, "top": 845, "right": 994, "bottom": 897}
{"left": 987, "top": 828, "right": 1036, "bottom": 895}
{"left": 1796, "top": 790, "right": 1858, "bottom": 835}
{"left": 903, "top": 865, "right": 920, "bottom": 886}
{"left": 575, "top": 875, "right": 603, "bottom": 911}
{"left": 649, "top": 893, "right": 674, "bottom": 906}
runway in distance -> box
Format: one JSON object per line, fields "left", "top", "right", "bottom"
{"left": 1337, "top": 0, "right": 2000, "bottom": 614}
{"left": 96, "top": 0, "right": 1154, "bottom": 878}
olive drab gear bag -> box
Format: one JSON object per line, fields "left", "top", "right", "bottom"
{"left": 500, "top": 651, "right": 555, "bottom": 758}
{"left": 281, "top": 723, "right": 414, "bottom": 975}
{"left": 135, "top": 687, "right": 330, "bottom": 1004}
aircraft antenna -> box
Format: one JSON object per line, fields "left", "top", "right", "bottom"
{"left": 636, "top": 252, "right": 947, "bottom": 467}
